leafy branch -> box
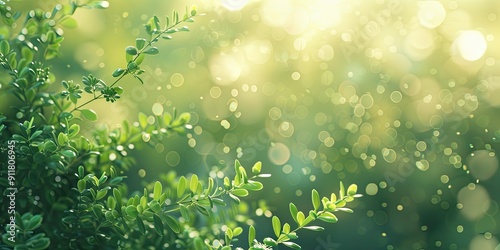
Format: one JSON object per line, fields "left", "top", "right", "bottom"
{"left": 69, "top": 5, "right": 198, "bottom": 113}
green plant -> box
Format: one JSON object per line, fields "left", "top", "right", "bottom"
{"left": 0, "top": 1, "right": 360, "bottom": 249}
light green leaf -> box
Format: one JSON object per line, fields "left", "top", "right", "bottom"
{"left": 153, "top": 181, "right": 162, "bottom": 201}
{"left": 272, "top": 216, "right": 281, "bottom": 237}
{"left": 347, "top": 184, "right": 358, "bottom": 196}
{"left": 318, "top": 212, "right": 338, "bottom": 223}
{"left": 177, "top": 176, "right": 186, "bottom": 197}
{"left": 77, "top": 180, "right": 86, "bottom": 193}
{"left": 231, "top": 189, "right": 249, "bottom": 197}
{"left": 248, "top": 225, "right": 256, "bottom": 246}
{"left": 180, "top": 205, "right": 190, "bottom": 221}
{"left": 296, "top": 211, "right": 305, "bottom": 226}
{"left": 339, "top": 181, "right": 345, "bottom": 200}
{"left": 138, "top": 112, "right": 148, "bottom": 128}
{"left": 80, "top": 109, "right": 98, "bottom": 121}
{"left": 189, "top": 174, "right": 198, "bottom": 194}
{"left": 233, "top": 227, "right": 243, "bottom": 237}
{"left": 289, "top": 203, "right": 298, "bottom": 223}
{"left": 312, "top": 189, "right": 320, "bottom": 211}
{"left": 252, "top": 161, "right": 262, "bottom": 174}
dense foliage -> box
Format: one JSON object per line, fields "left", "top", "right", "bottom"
{"left": 0, "top": 1, "right": 360, "bottom": 249}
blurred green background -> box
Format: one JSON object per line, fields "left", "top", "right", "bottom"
{"left": 7, "top": 0, "right": 500, "bottom": 249}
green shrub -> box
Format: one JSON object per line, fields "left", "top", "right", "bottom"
{"left": 0, "top": 1, "right": 360, "bottom": 249}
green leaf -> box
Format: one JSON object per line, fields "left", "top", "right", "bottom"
{"left": 113, "top": 188, "right": 122, "bottom": 208}
{"left": 77, "top": 180, "right": 86, "bottom": 193}
{"left": 177, "top": 176, "right": 186, "bottom": 197}
{"left": 125, "top": 46, "right": 138, "bottom": 55}
{"left": 153, "top": 181, "right": 162, "bottom": 201}
{"left": 126, "top": 205, "right": 138, "bottom": 218}
{"left": 138, "top": 112, "right": 148, "bottom": 129}
{"left": 144, "top": 47, "right": 159, "bottom": 55}
{"left": 318, "top": 212, "right": 338, "bottom": 223}
{"left": 149, "top": 200, "right": 162, "bottom": 213}
{"left": 289, "top": 203, "right": 298, "bottom": 223}
{"left": 228, "top": 193, "right": 240, "bottom": 204}
{"left": 0, "top": 40, "right": 10, "bottom": 55}
{"left": 136, "top": 38, "right": 147, "bottom": 50}
{"left": 252, "top": 161, "right": 262, "bottom": 174}
{"left": 282, "top": 241, "right": 301, "bottom": 250}
{"left": 231, "top": 189, "right": 249, "bottom": 197}
{"left": 312, "top": 189, "right": 320, "bottom": 211}
{"left": 241, "top": 181, "right": 263, "bottom": 191}
{"left": 190, "top": 4, "right": 197, "bottom": 16}
{"left": 347, "top": 184, "right": 358, "bottom": 196}
{"left": 189, "top": 174, "right": 198, "bottom": 193}
{"left": 112, "top": 68, "right": 125, "bottom": 77}
{"left": 30, "top": 130, "right": 43, "bottom": 140}
{"left": 339, "top": 181, "right": 345, "bottom": 200}
{"left": 80, "top": 109, "right": 98, "bottom": 121}
{"left": 303, "top": 226, "right": 324, "bottom": 231}
{"left": 226, "top": 228, "right": 233, "bottom": 240}
{"left": 78, "top": 166, "right": 85, "bottom": 178}
{"left": 263, "top": 237, "right": 277, "bottom": 246}
{"left": 163, "top": 214, "right": 181, "bottom": 233}
{"left": 137, "top": 216, "right": 146, "bottom": 235}
{"left": 153, "top": 214, "right": 164, "bottom": 236}
{"left": 61, "top": 150, "right": 76, "bottom": 158}
{"left": 180, "top": 205, "right": 190, "bottom": 221}
{"left": 248, "top": 225, "right": 256, "bottom": 246}
{"left": 194, "top": 237, "right": 204, "bottom": 250}
{"left": 25, "top": 214, "right": 42, "bottom": 231}
{"left": 272, "top": 216, "right": 281, "bottom": 237}
{"left": 57, "top": 132, "right": 68, "bottom": 145}
{"left": 68, "top": 124, "right": 80, "bottom": 138}
{"left": 233, "top": 227, "right": 243, "bottom": 236}
{"left": 26, "top": 237, "right": 50, "bottom": 249}
{"left": 296, "top": 211, "right": 305, "bottom": 226}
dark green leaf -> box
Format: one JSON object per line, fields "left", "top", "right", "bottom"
{"left": 112, "top": 68, "right": 125, "bottom": 77}
{"left": 25, "top": 214, "right": 42, "bottom": 231}
{"left": 137, "top": 216, "right": 146, "bottom": 235}
{"left": 125, "top": 46, "right": 138, "bottom": 55}
{"left": 144, "top": 47, "right": 159, "bottom": 55}
{"left": 136, "top": 38, "right": 147, "bottom": 50}
{"left": 153, "top": 214, "right": 164, "bottom": 236}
